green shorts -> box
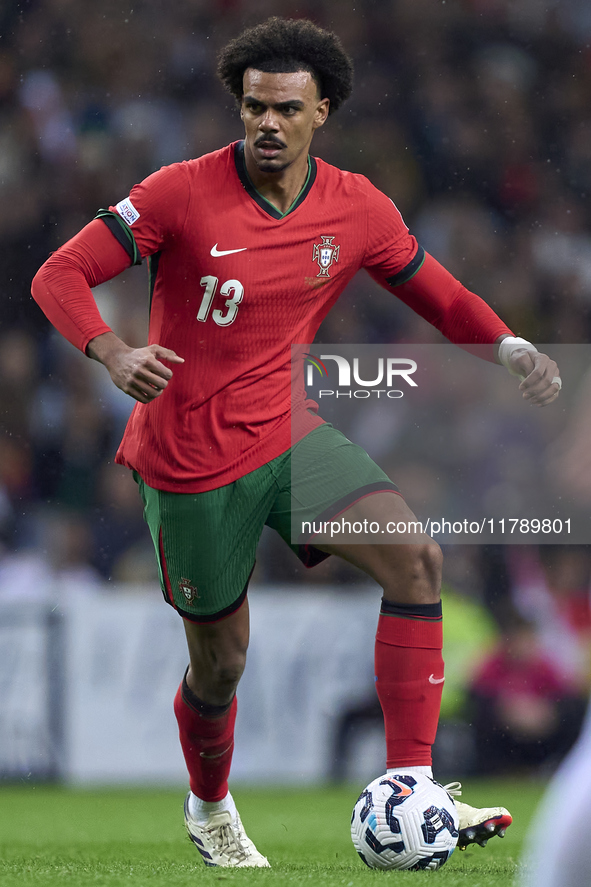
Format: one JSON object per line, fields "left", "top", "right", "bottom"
{"left": 136, "top": 424, "right": 398, "bottom": 622}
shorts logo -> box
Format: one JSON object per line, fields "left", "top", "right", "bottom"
{"left": 115, "top": 197, "right": 140, "bottom": 226}
{"left": 179, "top": 577, "right": 199, "bottom": 603}
{"left": 313, "top": 235, "right": 340, "bottom": 278}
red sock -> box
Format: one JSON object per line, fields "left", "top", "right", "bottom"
{"left": 173, "top": 674, "right": 237, "bottom": 802}
{"left": 374, "top": 599, "right": 444, "bottom": 769}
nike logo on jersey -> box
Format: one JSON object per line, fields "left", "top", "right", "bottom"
{"left": 210, "top": 244, "right": 248, "bottom": 257}
{"left": 429, "top": 674, "right": 445, "bottom": 684}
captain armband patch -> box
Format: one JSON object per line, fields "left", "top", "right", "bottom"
{"left": 115, "top": 198, "right": 140, "bottom": 226}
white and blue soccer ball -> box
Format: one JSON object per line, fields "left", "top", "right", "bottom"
{"left": 351, "top": 772, "right": 459, "bottom": 871}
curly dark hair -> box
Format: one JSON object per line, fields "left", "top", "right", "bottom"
{"left": 217, "top": 17, "right": 354, "bottom": 115}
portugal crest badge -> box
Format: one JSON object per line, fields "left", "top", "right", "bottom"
{"left": 178, "top": 577, "right": 199, "bottom": 604}
{"left": 313, "top": 235, "right": 340, "bottom": 278}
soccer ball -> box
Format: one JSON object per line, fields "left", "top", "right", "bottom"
{"left": 351, "top": 773, "right": 459, "bottom": 870}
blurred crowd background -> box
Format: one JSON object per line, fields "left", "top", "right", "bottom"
{"left": 1, "top": 0, "right": 591, "bottom": 776}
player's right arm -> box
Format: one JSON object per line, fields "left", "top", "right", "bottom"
{"left": 87, "top": 332, "right": 184, "bottom": 405}
{"left": 31, "top": 164, "right": 189, "bottom": 402}
{"left": 31, "top": 221, "right": 183, "bottom": 403}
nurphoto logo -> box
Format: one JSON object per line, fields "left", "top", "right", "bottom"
{"left": 305, "top": 353, "right": 418, "bottom": 399}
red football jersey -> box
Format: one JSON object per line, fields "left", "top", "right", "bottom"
{"left": 110, "top": 141, "right": 426, "bottom": 492}
{"left": 32, "top": 140, "right": 511, "bottom": 492}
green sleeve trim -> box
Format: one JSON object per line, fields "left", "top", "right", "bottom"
{"left": 95, "top": 209, "right": 142, "bottom": 266}
{"left": 385, "top": 245, "right": 425, "bottom": 287}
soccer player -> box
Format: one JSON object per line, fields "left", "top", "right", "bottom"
{"left": 32, "top": 17, "right": 560, "bottom": 868}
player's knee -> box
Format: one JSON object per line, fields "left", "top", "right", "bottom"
{"left": 418, "top": 541, "right": 443, "bottom": 589}
{"left": 380, "top": 541, "right": 442, "bottom": 603}
{"left": 206, "top": 644, "right": 248, "bottom": 698}
{"left": 397, "top": 541, "right": 441, "bottom": 590}
{"left": 188, "top": 643, "right": 247, "bottom": 705}
{"left": 214, "top": 654, "right": 247, "bottom": 691}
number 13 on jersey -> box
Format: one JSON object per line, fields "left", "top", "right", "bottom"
{"left": 197, "top": 275, "right": 244, "bottom": 326}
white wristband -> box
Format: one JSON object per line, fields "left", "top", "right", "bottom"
{"left": 497, "top": 336, "right": 538, "bottom": 376}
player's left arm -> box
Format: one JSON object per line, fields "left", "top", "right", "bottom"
{"left": 494, "top": 334, "right": 560, "bottom": 407}
{"left": 381, "top": 251, "right": 561, "bottom": 407}
{"left": 361, "top": 181, "right": 560, "bottom": 405}
{"left": 402, "top": 254, "right": 560, "bottom": 406}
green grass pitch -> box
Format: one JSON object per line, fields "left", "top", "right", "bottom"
{"left": 0, "top": 779, "right": 545, "bottom": 885}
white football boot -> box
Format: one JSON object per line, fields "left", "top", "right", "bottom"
{"left": 184, "top": 794, "right": 270, "bottom": 867}
{"left": 444, "top": 782, "right": 513, "bottom": 849}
